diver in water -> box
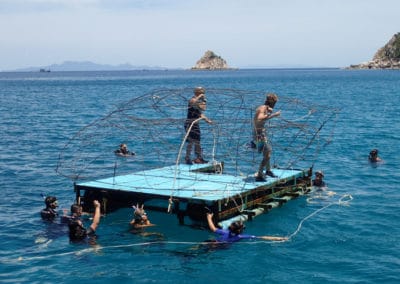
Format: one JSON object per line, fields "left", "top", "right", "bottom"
{"left": 312, "top": 170, "right": 326, "bottom": 187}
{"left": 40, "top": 196, "right": 59, "bottom": 221}
{"left": 115, "top": 143, "right": 135, "bottom": 157}
{"left": 130, "top": 204, "right": 154, "bottom": 229}
{"left": 206, "top": 212, "right": 287, "bottom": 243}
{"left": 368, "top": 149, "right": 382, "bottom": 163}
{"left": 60, "top": 202, "right": 88, "bottom": 224}
{"left": 37, "top": 196, "right": 69, "bottom": 243}
{"left": 68, "top": 200, "right": 101, "bottom": 242}
{"left": 129, "top": 203, "right": 162, "bottom": 238}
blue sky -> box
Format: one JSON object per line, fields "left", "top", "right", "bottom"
{"left": 0, "top": 0, "right": 399, "bottom": 70}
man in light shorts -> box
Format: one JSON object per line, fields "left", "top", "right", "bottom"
{"left": 253, "top": 93, "right": 281, "bottom": 181}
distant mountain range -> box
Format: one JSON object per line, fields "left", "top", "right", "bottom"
{"left": 12, "top": 61, "right": 169, "bottom": 72}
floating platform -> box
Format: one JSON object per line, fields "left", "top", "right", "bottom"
{"left": 74, "top": 162, "right": 312, "bottom": 228}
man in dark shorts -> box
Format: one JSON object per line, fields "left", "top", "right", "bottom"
{"left": 184, "top": 87, "right": 212, "bottom": 165}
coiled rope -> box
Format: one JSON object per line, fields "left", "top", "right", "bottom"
{"left": 286, "top": 193, "right": 353, "bottom": 240}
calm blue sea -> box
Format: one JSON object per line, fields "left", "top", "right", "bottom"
{"left": 0, "top": 69, "right": 399, "bottom": 283}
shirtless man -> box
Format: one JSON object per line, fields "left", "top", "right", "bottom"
{"left": 253, "top": 93, "right": 281, "bottom": 181}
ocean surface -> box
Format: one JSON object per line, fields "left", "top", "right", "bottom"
{"left": 0, "top": 69, "right": 399, "bottom": 283}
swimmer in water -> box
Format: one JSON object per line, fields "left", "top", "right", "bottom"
{"left": 68, "top": 200, "right": 101, "bottom": 243}
{"left": 40, "top": 196, "right": 59, "bottom": 221}
{"left": 206, "top": 212, "right": 287, "bottom": 243}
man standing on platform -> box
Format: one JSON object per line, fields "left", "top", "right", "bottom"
{"left": 253, "top": 93, "right": 281, "bottom": 181}
{"left": 184, "top": 87, "right": 212, "bottom": 165}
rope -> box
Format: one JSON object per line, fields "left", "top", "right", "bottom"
{"left": 286, "top": 193, "right": 353, "bottom": 240}
{"left": 56, "top": 88, "right": 339, "bottom": 185}
{"left": 4, "top": 194, "right": 353, "bottom": 263}
{"left": 168, "top": 117, "right": 217, "bottom": 213}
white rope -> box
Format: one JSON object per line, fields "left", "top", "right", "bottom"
{"left": 6, "top": 195, "right": 353, "bottom": 263}
{"left": 8, "top": 239, "right": 285, "bottom": 263}
{"left": 286, "top": 193, "right": 353, "bottom": 240}
{"left": 169, "top": 117, "right": 214, "bottom": 213}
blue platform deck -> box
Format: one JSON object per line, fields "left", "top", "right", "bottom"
{"left": 76, "top": 164, "right": 306, "bottom": 202}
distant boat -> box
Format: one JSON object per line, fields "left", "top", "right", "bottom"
{"left": 39, "top": 68, "right": 50, "bottom": 72}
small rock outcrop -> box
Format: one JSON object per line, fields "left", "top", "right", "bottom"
{"left": 347, "top": 32, "right": 400, "bottom": 69}
{"left": 191, "top": 50, "right": 231, "bottom": 70}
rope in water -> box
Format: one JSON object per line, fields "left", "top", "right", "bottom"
{"left": 286, "top": 193, "right": 353, "bottom": 240}
{"left": 5, "top": 194, "right": 352, "bottom": 263}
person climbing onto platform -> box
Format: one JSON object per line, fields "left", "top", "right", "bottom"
{"left": 312, "top": 170, "right": 327, "bottom": 187}
{"left": 206, "top": 212, "right": 287, "bottom": 242}
{"left": 68, "top": 200, "right": 101, "bottom": 243}
{"left": 184, "top": 87, "right": 212, "bottom": 165}
{"left": 253, "top": 93, "right": 281, "bottom": 181}
{"left": 114, "top": 143, "right": 135, "bottom": 157}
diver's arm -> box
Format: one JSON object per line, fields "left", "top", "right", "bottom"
{"left": 89, "top": 200, "right": 101, "bottom": 231}
{"left": 200, "top": 113, "right": 212, "bottom": 124}
{"left": 189, "top": 93, "right": 206, "bottom": 105}
{"left": 206, "top": 213, "right": 217, "bottom": 232}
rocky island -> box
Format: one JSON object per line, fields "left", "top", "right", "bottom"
{"left": 347, "top": 32, "right": 400, "bottom": 69}
{"left": 191, "top": 50, "right": 233, "bottom": 70}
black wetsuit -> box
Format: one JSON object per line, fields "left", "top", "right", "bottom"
{"left": 40, "top": 207, "right": 58, "bottom": 221}
{"left": 114, "top": 149, "right": 135, "bottom": 156}
{"left": 68, "top": 219, "right": 96, "bottom": 242}
{"left": 184, "top": 104, "right": 202, "bottom": 140}
{"left": 312, "top": 180, "right": 326, "bottom": 187}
